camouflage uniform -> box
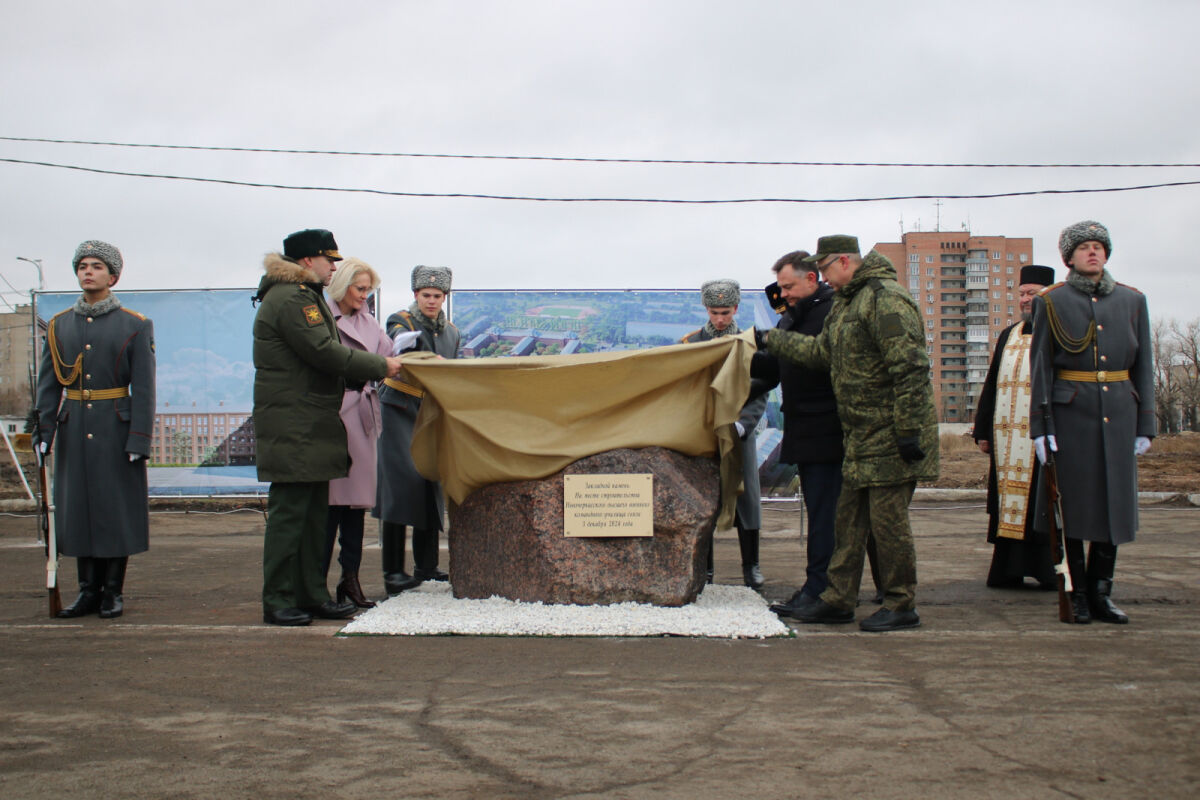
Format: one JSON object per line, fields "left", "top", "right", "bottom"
{"left": 766, "top": 251, "right": 938, "bottom": 612}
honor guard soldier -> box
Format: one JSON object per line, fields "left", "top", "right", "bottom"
{"left": 682, "top": 279, "right": 767, "bottom": 589}
{"left": 375, "top": 265, "right": 461, "bottom": 593}
{"left": 1029, "top": 221, "right": 1155, "bottom": 624}
{"left": 252, "top": 229, "right": 404, "bottom": 626}
{"left": 36, "top": 240, "right": 156, "bottom": 619}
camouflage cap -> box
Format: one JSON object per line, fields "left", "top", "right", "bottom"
{"left": 701, "top": 279, "right": 740, "bottom": 308}
{"left": 72, "top": 240, "right": 123, "bottom": 279}
{"left": 802, "top": 235, "right": 861, "bottom": 263}
{"left": 412, "top": 265, "right": 452, "bottom": 293}
{"left": 1058, "top": 220, "right": 1111, "bottom": 265}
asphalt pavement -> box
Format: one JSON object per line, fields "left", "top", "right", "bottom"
{"left": 1, "top": 497, "right": 1197, "bottom": 799}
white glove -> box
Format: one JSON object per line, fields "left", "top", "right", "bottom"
{"left": 391, "top": 330, "right": 422, "bottom": 355}
{"left": 1134, "top": 436, "right": 1151, "bottom": 456}
{"left": 39, "top": 441, "right": 48, "bottom": 454}
{"left": 734, "top": 422, "right": 745, "bottom": 438}
{"left": 1033, "top": 434, "right": 1057, "bottom": 465}
{"left": 129, "top": 453, "right": 145, "bottom": 462}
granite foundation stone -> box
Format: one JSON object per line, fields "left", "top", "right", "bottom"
{"left": 449, "top": 447, "right": 719, "bottom": 606}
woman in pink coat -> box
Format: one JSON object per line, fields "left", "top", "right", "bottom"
{"left": 323, "top": 258, "right": 393, "bottom": 607}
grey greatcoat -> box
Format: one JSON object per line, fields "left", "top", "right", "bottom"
{"left": 1028, "top": 273, "right": 1155, "bottom": 545}
{"left": 35, "top": 298, "right": 156, "bottom": 558}
{"left": 374, "top": 308, "right": 461, "bottom": 530}
{"left": 681, "top": 325, "right": 765, "bottom": 529}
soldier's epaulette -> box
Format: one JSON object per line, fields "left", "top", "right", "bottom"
{"left": 1039, "top": 282, "right": 1067, "bottom": 295}
{"left": 1115, "top": 282, "right": 1143, "bottom": 294}
{"left": 120, "top": 307, "right": 147, "bottom": 321}
{"left": 389, "top": 310, "right": 417, "bottom": 336}
{"left": 50, "top": 309, "right": 72, "bottom": 322}
{"left": 680, "top": 329, "right": 701, "bottom": 343}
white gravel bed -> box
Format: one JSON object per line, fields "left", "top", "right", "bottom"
{"left": 339, "top": 581, "right": 790, "bottom": 639}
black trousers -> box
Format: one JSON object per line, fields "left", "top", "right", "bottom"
{"left": 798, "top": 461, "right": 842, "bottom": 599}
{"left": 323, "top": 505, "right": 366, "bottom": 576}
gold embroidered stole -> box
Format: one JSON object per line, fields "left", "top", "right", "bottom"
{"left": 993, "top": 330, "right": 1035, "bottom": 539}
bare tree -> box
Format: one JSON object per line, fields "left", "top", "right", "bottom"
{"left": 1172, "top": 318, "right": 1200, "bottom": 432}
{"left": 1153, "top": 318, "right": 1181, "bottom": 434}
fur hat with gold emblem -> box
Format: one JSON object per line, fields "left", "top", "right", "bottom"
{"left": 701, "top": 279, "right": 740, "bottom": 308}
{"left": 412, "top": 265, "right": 452, "bottom": 293}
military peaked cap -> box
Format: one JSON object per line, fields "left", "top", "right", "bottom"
{"left": 283, "top": 229, "right": 342, "bottom": 261}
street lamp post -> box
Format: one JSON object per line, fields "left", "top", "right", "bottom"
{"left": 16, "top": 257, "right": 44, "bottom": 291}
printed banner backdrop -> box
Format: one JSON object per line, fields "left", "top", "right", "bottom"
{"left": 447, "top": 290, "right": 785, "bottom": 477}
{"left": 33, "top": 287, "right": 785, "bottom": 496}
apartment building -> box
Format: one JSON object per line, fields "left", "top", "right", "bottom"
{"left": 873, "top": 231, "right": 1033, "bottom": 423}
{"left": 152, "top": 410, "right": 255, "bottom": 465}
{"left": 0, "top": 304, "right": 35, "bottom": 414}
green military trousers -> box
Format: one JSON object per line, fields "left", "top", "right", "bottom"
{"left": 262, "top": 481, "right": 332, "bottom": 612}
{"left": 820, "top": 481, "right": 918, "bottom": 613}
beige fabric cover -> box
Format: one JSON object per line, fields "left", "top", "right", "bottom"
{"left": 401, "top": 330, "right": 756, "bottom": 529}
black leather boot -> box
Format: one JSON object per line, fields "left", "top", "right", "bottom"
{"left": 737, "top": 527, "right": 764, "bottom": 590}
{"left": 58, "top": 557, "right": 102, "bottom": 618}
{"left": 337, "top": 570, "right": 376, "bottom": 609}
{"left": 381, "top": 522, "right": 420, "bottom": 595}
{"left": 1068, "top": 591, "right": 1091, "bottom": 624}
{"left": 412, "top": 528, "right": 448, "bottom": 581}
{"left": 1086, "top": 543, "right": 1128, "bottom": 624}
{"left": 1088, "top": 578, "right": 1129, "bottom": 624}
{"left": 99, "top": 557, "right": 128, "bottom": 619}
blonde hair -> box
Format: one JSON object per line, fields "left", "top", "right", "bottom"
{"left": 328, "top": 257, "right": 381, "bottom": 302}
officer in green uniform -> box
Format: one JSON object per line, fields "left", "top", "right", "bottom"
{"left": 252, "top": 229, "right": 404, "bottom": 626}
{"left": 759, "top": 235, "right": 939, "bottom": 632}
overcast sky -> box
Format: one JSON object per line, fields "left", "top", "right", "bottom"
{"left": 2, "top": 1, "right": 1198, "bottom": 323}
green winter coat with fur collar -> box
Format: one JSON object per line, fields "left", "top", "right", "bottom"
{"left": 252, "top": 253, "right": 388, "bottom": 483}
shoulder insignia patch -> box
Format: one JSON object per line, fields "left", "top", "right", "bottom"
{"left": 120, "top": 308, "right": 147, "bottom": 321}
{"left": 303, "top": 305, "right": 324, "bottom": 326}
{"left": 879, "top": 312, "right": 905, "bottom": 338}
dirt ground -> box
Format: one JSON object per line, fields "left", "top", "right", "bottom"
{"left": 930, "top": 431, "right": 1200, "bottom": 493}
{"left": 1, "top": 495, "right": 1198, "bottom": 799}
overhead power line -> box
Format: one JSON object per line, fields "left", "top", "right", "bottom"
{"left": 4, "top": 157, "right": 1200, "bottom": 204}
{"left": 2, "top": 135, "right": 1199, "bottom": 169}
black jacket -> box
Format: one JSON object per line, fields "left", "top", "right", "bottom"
{"left": 756, "top": 283, "right": 843, "bottom": 464}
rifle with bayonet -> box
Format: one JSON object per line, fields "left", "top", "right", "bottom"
{"left": 1040, "top": 403, "right": 1073, "bottom": 623}
{"left": 28, "top": 356, "right": 63, "bottom": 617}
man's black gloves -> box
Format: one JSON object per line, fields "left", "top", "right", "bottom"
{"left": 753, "top": 328, "right": 768, "bottom": 349}
{"left": 897, "top": 436, "right": 925, "bottom": 463}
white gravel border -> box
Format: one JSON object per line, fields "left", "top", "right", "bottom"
{"left": 339, "top": 581, "right": 790, "bottom": 639}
